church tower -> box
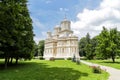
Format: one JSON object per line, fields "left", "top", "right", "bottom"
{"left": 61, "top": 17, "right": 71, "bottom": 31}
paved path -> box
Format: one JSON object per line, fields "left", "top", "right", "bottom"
{"left": 80, "top": 60, "right": 120, "bottom": 80}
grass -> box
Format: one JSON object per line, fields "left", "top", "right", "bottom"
{"left": 86, "top": 59, "right": 120, "bottom": 69}
{"left": 0, "top": 59, "right": 109, "bottom": 80}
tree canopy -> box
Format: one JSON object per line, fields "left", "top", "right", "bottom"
{"left": 0, "top": 0, "right": 34, "bottom": 68}
{"left": 79, "top": 27, "right": 120, "bottom": 62}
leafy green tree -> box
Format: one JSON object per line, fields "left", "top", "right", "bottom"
{"left": 89, "top": 36, "right": 98, "bottom": 59}
{"left": 38, "top": 40, "right": 44, "bottom": 56}
{"left": 96, "top": 27, "right": 110, "bottom": 59}
{"left": 79, "top": 33, "right": 97, "bottom": 59}
{"left": 96, "top": 27, "right": 119, "bottom": 62}
{"left": 0, "top": 0, "right": 34, "bottom": 68}
{"left": 79, "top": 37, "right": 86, "bottom": 56}
{"left": 107, "top": 28, "right": 119, "bottom": 62}
{"left": 33, "top": 42, "right": 38, "bottom": 57}
{"left": 84, "top": 33, "right": 94, "bottom": 60}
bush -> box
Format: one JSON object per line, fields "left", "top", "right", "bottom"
{"left": 49, "top": 57, "right": 55, "bottom": 61}
{"left": 116, "top": 56, "right": 120, "bottom": 59}
{"left": 80, "top": 57, "right": 87, "bottom": 60}
{"left": 39, "top": 56, "right": 44, "bottom": 60}
{"left": 67, "top": 57, "right": 71, "bottom": 60}
{"left": 90, "top": 66, "right": 101, "bottom": 73}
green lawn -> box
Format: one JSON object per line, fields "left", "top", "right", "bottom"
{"left": 0, "top": 59, "right": 109, "bottom": 80}
{"left": 86, "top": 59, "right": 120, "bottom": 69}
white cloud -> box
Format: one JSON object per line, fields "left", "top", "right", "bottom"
{"left": 71, "top": 0, "right": 120, "bottom": 38}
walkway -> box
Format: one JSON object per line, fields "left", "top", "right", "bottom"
{"left": 81, "top": 60, "right": 120, "bottom": 80}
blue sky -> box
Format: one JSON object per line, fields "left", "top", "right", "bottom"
{"left": 28, "top": 0, "right": 120, "bottom": 43}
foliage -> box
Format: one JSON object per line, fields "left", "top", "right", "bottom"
{"left": 38, "top": 40, "right": 44, "bottom": 56}
{"left": 0, "top": 0, "right": 34, "bottom": 68}
{"left": 79, "top": 33, "right": 98, "bottom": 60}
{"left": 96, "top": 27, "right": 120, "bottom": 62}
{"left": 67, "top": 57, "right": 71, "bottom": 60}
{"left": 33, "top": 42, "right": 38, "bottom": 56}
{"left": 49, "top": 57, "right": 55, "bottom": 61}
{"left": 90, "top": 66, "right": 101, "bottom": 73}
{"left": 79, "top": 27, "right": 120, "bottom": 62}
{"left": 79, "top": 37, "right": 87, "bottom": 56}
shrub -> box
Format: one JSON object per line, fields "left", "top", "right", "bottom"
{"left": 39, "top": 56, "right": 44, "bottom": 60}
{"left": 49, "top": 57, "right": 55, "bottom": 61}
{"left": 80, "top": 57, "right": 87, "bottom": 60}
{"left": 67, "top": 57, "right": 71, "bottom": 60}
{"left": 90, "top": 66, "right": 101, "bottom": 73}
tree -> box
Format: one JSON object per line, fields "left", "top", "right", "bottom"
{"left": 96, "top": 27, "right": 110, "bottom": 59}
{"left": 0, "top": 0, "right": 34, "bottom": 68}
{"left": 33, "top": 42, "right": 38, "bottom": 57}
{"left": 107, "top": 28, "right": 119, "bottom": 62}
{"left": 89, "top": 36, "right": 98, "bottom": 59}
{"left": 96, "top": 27, "right": 119, "bottom": 62}
{"left": 84, "top": 33, "right": 95, "bottom": 60}
{"left": 79, "top": 37, "right": 86, "bottom": 56}
{"left": 79, "top": 33, "right": 97, "bottom": 59}
{"left": 38, "top": 40, "right": 45, "bottom": 56}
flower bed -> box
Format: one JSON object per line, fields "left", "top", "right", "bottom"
{"left": 89, "top": 66, "right": 102, "bottom": 73}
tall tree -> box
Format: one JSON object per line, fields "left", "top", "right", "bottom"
{"left": 79, "top": 33, "right": 96, "bottom": 59}
{"left": 38, "top": 40, "right": 44, "bottom": 56}
{"left": 96, "top": 27, "right": 119, "bottom": 62}
{"left": 79, "top": 37, "right": 87, "bottom": 56}
{"left": 96, "top": 27, "right": 110, "bottom": 59}
{"left": 0, "top": 0, "right": 34, "bottom": 68}
{"left": 84, "top": 33, "right": 94, "bottom": 60}
{"left": 107, "top": 28, "right": 119, "bottom": 62}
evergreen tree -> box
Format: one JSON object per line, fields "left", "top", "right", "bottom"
{"left": 84, "top": 33, "right": 94, "bottom": 60}
{"left": 79, "top": 37, "right": 86, "bottom": 56}
{"left": 38, "top": 40, "right": 44, "bottom": 56}
{"left": 0, "top": 0, "right": 34, "bottom": 68}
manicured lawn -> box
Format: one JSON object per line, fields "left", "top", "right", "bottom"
{"left": 86, "top": 59, "right": 120, "bottom": 69}
{"left": 0, "top": 59, "right": 109, "bottom": 80}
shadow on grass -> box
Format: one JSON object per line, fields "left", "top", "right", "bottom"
{"left": 0, "top": 61, "right": 88, "bottom": 80}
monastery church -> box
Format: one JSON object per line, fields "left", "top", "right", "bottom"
{"left": 43, "top": 17, "right": 80, "bottom": 60}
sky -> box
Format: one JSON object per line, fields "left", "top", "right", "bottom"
{"left": 28, "top": 0, "right": 120, "bottom": 44}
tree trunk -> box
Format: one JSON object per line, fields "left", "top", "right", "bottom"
{"left": 4, "top": 57, "right": 8, "bottom": 69}
{"left": 15, "top": 57, "right": 18, "bottom": 64}
{"left": 7, "top": 57, "right": 10, "bottom": 64}
{"left": 111, "top": 56, "right": 115, "bottom": 63}
{"left": 10, "top": 57, "right": 13, "bottom": 64}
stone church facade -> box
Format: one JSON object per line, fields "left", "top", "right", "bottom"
{"left": 43, "top": 18, "right": 80, "bottom": 60}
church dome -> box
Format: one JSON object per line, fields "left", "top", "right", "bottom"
{"left": 60, "top": 17, "right": 71, "bottom": 31}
